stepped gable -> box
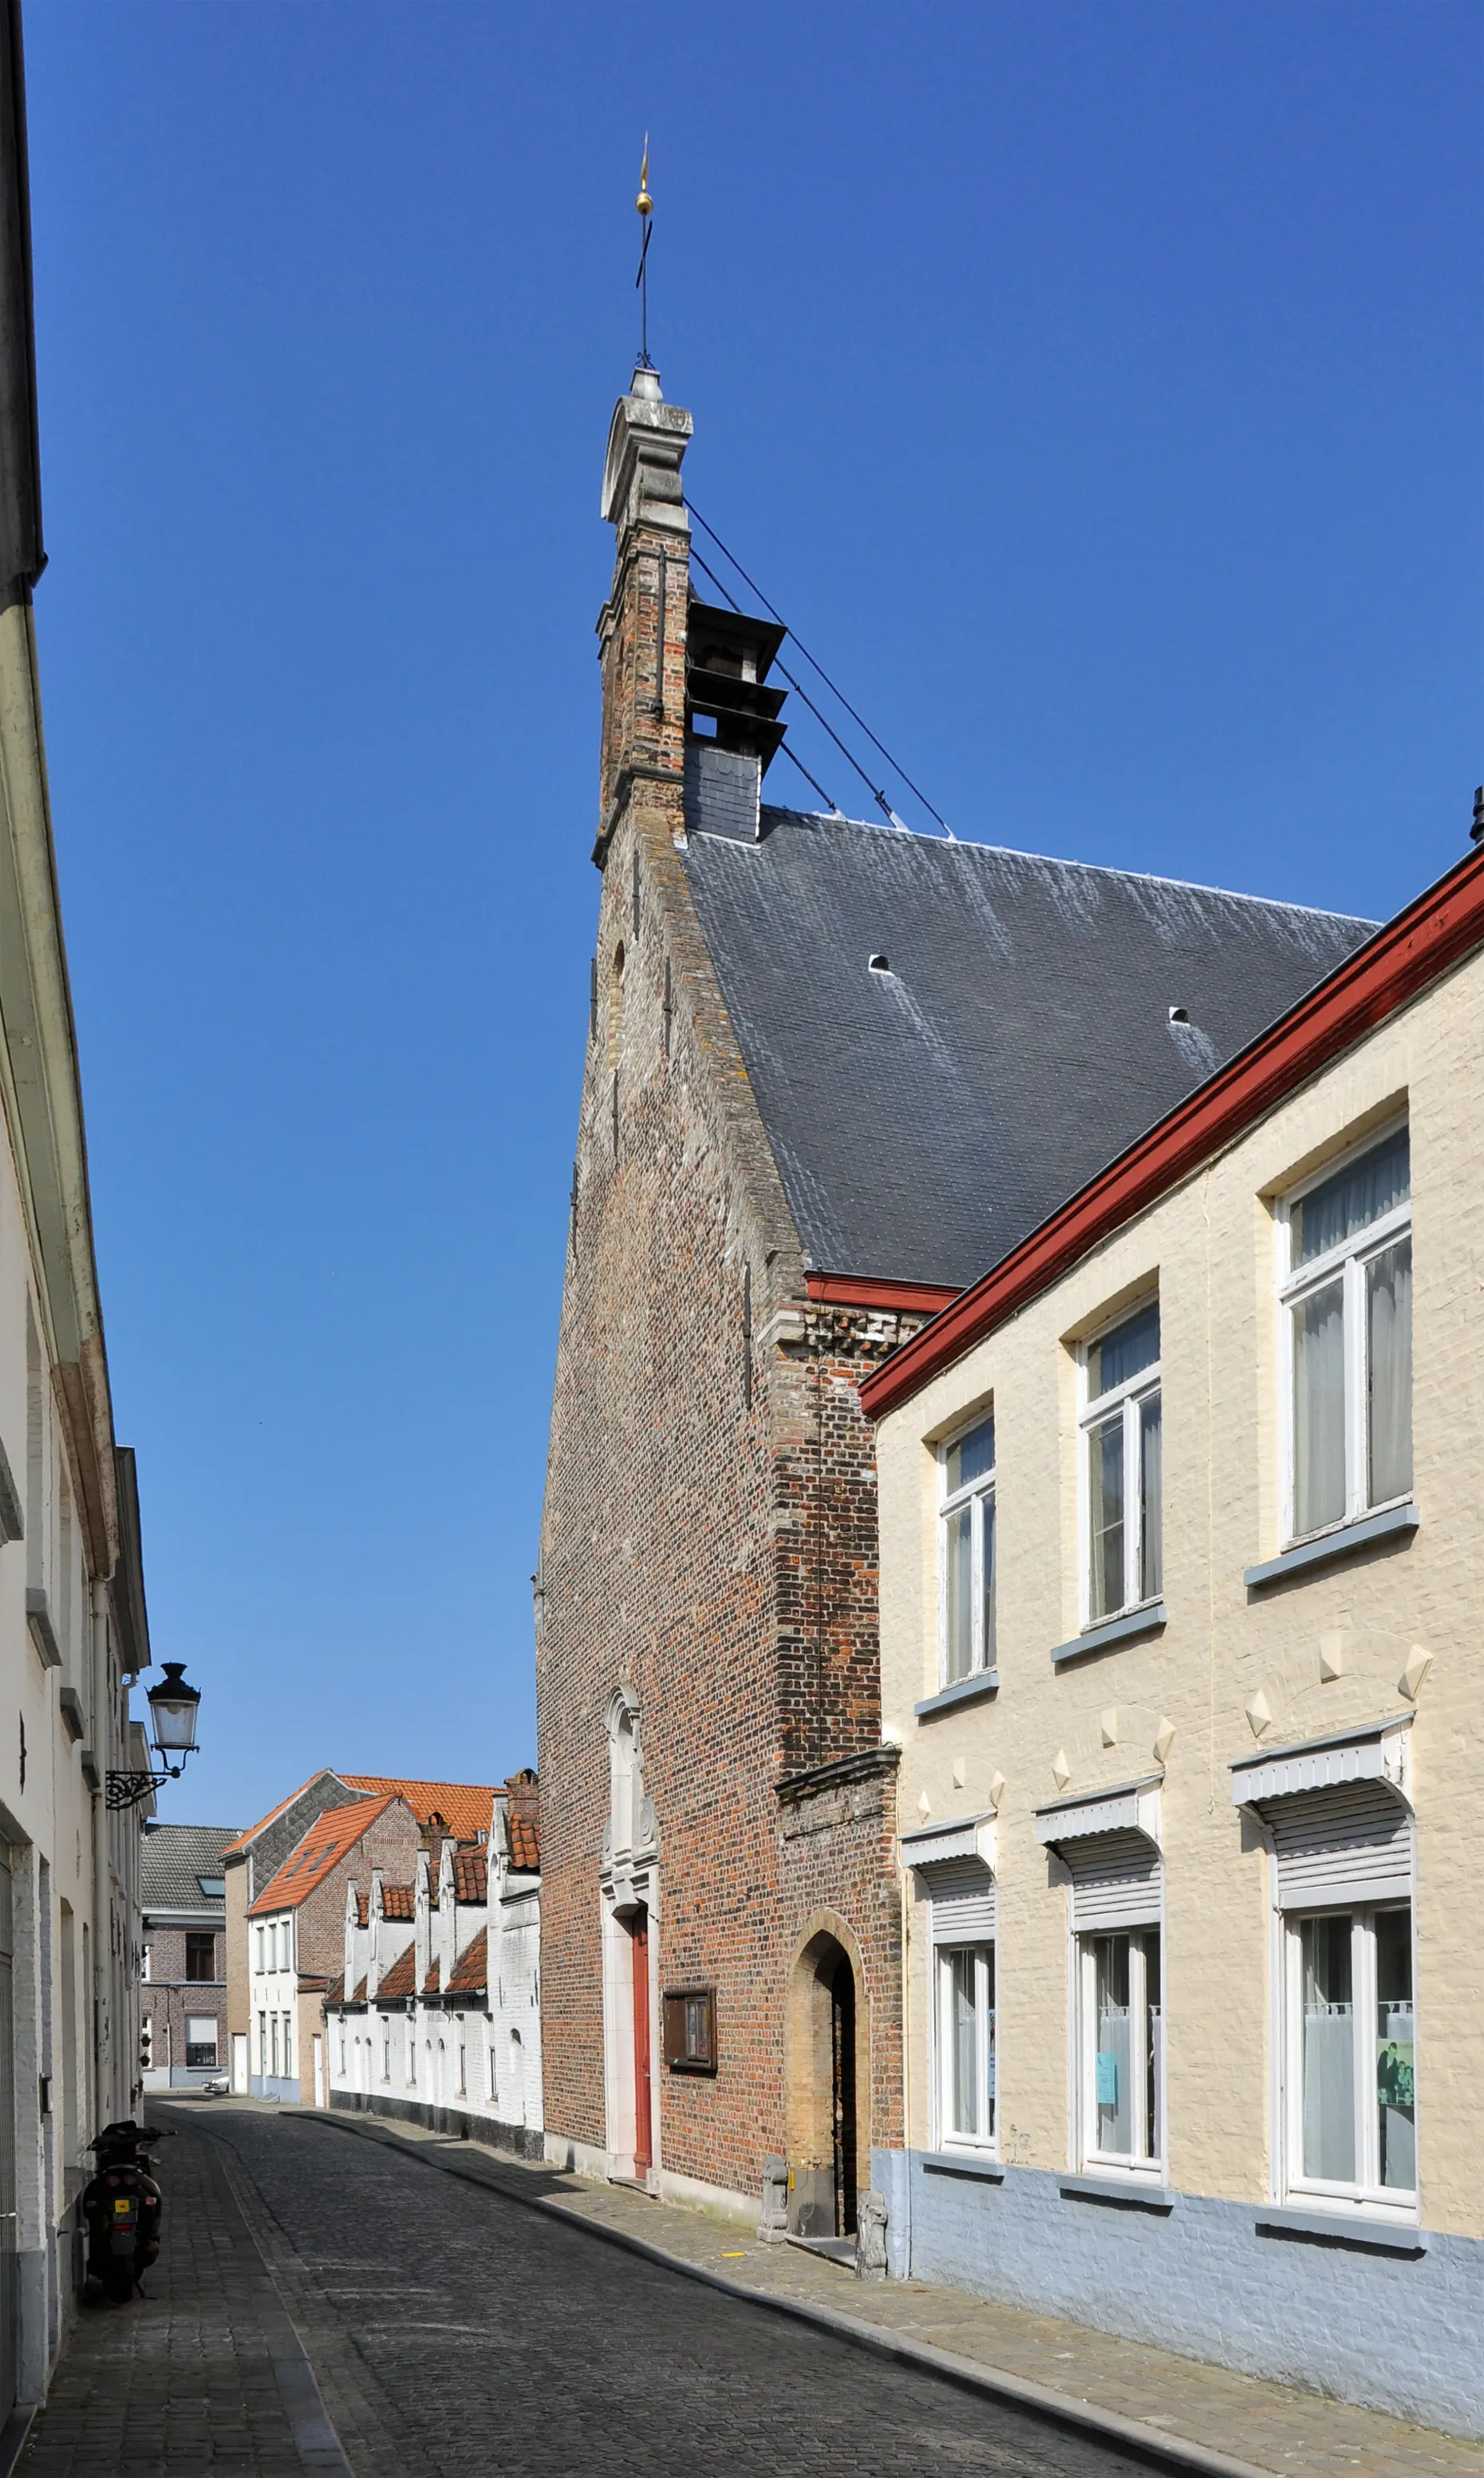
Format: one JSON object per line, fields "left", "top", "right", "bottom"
{"left": 681, "top": 809, "right": 1375, "bottom": 1290}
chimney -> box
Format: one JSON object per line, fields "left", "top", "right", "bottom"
{"left": 596, "top": 367, "right": 693, "bottom": 866}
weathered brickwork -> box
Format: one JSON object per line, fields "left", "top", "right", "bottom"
{"left": 537, "top": 377, "right": 929, "bottom": 2210}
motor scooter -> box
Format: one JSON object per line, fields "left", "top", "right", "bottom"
{"left": 81, "top": 2121, "right": 165, "bottom": 2303}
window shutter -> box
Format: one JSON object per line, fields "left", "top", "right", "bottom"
{"left": 1064, "top": 1830, "right": 1162, "bottom": 1931}
{"left": 1265, "top": 1783, "right": 1411, "bottom": 1909}
{"left": 929, "top": 1860, "right": 996, "bottom": 1942}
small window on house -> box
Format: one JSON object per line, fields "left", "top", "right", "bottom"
{"left": 1286, "top": 1905, "right": 1415, "bottom": 2206}
{"left": 185, "top": 2017, "right": 218, "bottom": 2068}
{"left": 938, "top": 1412, "right": 996, "bottom": 1687}
{"left": 1079, "top": 1929, "right": 1162, "bottom": 2172}
{"left": 937, "top": 1946, "right": 995, "bottom": 2148}
{"left": 197, "top": 1876, "right": 226, "bottom": 1900}
{"left": 1281, "top": 1123, "right": 1411, "bottom": 1543}
{"left": 1081, "top": 1300, "right": 1162, "bottom": 1624}
{"left": 255, "top": 1925, "right": 265, "bottom": 1972}
{"left": 662, "top": 1988, "right": 716, "bottom": 2074}
{"left": 185, "top": 1933, "right": 215, "bottom": 1983}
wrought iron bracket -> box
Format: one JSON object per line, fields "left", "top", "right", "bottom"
{"left": 105, "top": 1766, "right": 184, "bottom": 1812}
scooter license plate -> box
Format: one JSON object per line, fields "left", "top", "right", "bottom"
{"left": 112, "top": 2201, "right": 133, "bottom": 2219}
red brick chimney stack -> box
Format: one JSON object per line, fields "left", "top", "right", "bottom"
{"left": 594, "top": 367, "right": 693, "bottom": 867}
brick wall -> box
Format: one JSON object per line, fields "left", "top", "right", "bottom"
{"left": 537, "top": 377, "right": 932, "bottom": 2208}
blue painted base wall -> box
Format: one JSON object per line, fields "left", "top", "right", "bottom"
{"left": 871, "top": 2147, "right": 1484, "bottom": 2441}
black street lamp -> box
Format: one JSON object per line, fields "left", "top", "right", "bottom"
{"left": 106, "top": 1663, "right": 203, "bottom": 1811}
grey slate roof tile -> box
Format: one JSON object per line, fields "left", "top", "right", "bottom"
{"left": 140, "top": 1822, "right": 241, "bottom": 1914}
{"left": 681, "top": 809, "right": 1375, "bottom": 1289}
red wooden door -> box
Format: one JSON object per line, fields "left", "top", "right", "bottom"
{"left": 631, "top": 1908, "right": 652, "bottom": 2176}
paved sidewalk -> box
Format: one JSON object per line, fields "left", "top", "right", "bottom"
{"left": 18, "top": 2113, "right": 351, "bottom": 2476}
{"left": 314, "top": 2106, "right": 1484, "bottom": 2478}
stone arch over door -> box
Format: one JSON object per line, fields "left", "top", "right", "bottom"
{"left": 784, "top": 1911, "right": 871, "bottom": 2240}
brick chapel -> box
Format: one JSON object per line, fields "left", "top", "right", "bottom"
{"left": 535, "top": 363, "right": 1371, "bottom": 2239}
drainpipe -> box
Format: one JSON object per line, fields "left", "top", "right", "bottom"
{"left": 90, "top": 1579, "right": 111, "bottom": 2121}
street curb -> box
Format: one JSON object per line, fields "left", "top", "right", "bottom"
{"left": 303, "top": 2108, "right": 1276, "bottom": 2478}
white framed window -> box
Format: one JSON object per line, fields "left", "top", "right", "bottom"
{"left": 938, "top": 1411, "right": 996, "bottom": 1685}
{"left": 1279, "top": 1122, "right": 1411, "bottom": 1544}
{"left": 255, "top": 1924, "right": 265, "bottom": 1972}
{"left": 936, "top": 1945, "right": 996, "bottom": 2148}
{"left": 185, "top": 2017, "right": 218, "bottom": 2068}
{"left": 381, "top": 2031, "right": 391, "bottom": 2083}
{"left": 1079, "top": 1300, "right": 1161, "bottom": 1624}
{"left": 282, "top": 2013, "right": 294, "bottom": 2076}
{"left": 1283, "top": 1902, "right": 1415, "bottom": 2211}
{"left": 1078, "top": 1928, "right": 1162, "bottom": 2172}
{"left": 337, "top": 2024, "right": 346, "bottom": 2076}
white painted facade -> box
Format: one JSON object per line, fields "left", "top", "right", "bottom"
{"left": 247, "top": 1908, "right": 300, "bottom": 2097}
{"left": 325, "top": 1787, "right": 543, "bottom": 2153}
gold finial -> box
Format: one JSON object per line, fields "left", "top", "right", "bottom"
{"left": 636, "top": 136, "right": 653, "bottom": 219}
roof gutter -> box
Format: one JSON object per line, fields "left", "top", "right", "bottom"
{"left": 860, "top": 839, "right": 1484, "bottom": 1425}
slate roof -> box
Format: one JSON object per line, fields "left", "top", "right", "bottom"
{"left": 681, "top": 810, "right": 1375, "bottom": 1290}
{"left": 140, "top": 1824, "right": 241, "bottom": 1915}
{"left": 339, "top": 1776, "right": 496, "bottom": 1841}
{"left": 249, "top": 1796, "right": 398, "bottom": 1916}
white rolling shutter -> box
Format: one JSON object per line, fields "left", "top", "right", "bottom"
{"left": 928, "top": 1860, "right": 996, "bottom": 1942}
{"left": 1263, "top": 1782, "right": 1411, "bottom": 1909}
{"left": 1064, "top": 1829, "right": 1162, "bottom": 1931}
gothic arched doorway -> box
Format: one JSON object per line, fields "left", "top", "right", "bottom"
{"left": 785, "top": 1923, "right": 866, "bottom": 2242}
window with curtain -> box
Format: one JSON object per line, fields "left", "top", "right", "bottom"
{"left": 936, "top": 1944, "right": 995, "bottom": 2147}
{"left": 1079, "top": 1928, "right": 1162, "bottom": 2171}
{"left": 1282, "top": 1123, "right": 1411, "bottom": 1541}
{"left": 1286, "top": 1903, "right": 1415, "bottom": 2207}
{"left": 938, "top": 1412, "right": 996, "bottom": 1685}
{"left": 1081, "top": 1300, "right": 1162, "bottom": 1624}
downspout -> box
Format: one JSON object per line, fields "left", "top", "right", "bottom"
{"left": 89, "top": 1578, "right": 110, "bottom": 2121}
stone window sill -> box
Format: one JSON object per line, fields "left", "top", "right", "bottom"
{"left": 914, "top": 1671, "right": 999, "bottom": 1720}
{"left": 1243, "top": 1502, "right": 1418, "bottom": 1591}
{"left": 1060, "top": 2175, "right": 1174, "bottom": 2214}
{"left": 1256, "top": 2206, "right": 1426, "bottom": 2255}
{"left": 1049, "top": 1604, "right": 1166, "bottom": 1667}
{"left": 923, "top": 2152, "right": 1004, "bottom": 2182}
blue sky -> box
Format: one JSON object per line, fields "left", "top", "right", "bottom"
{"left": 22, "top": 4, "right": 1482, "bottom": 1830}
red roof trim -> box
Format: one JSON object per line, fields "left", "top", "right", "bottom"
{"left": 806, "top": 1271, "right": 960, "bottom": 1313}
{"left": 861, "top": 842, "right": 1484, "bottom": 1423}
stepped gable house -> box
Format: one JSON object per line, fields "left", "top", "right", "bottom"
{"left": 535, "top": 361, "right": 1375, "bottom": 2236}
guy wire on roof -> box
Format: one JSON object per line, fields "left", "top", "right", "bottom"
{"left": 687, "top": 502, "right": 953, "bottom": 838}
{"left": 685, "top": 543, "right": 844, "bottom": 816}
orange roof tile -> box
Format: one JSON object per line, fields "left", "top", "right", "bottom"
{"left": 380, "top": 1884, "right": 415, "bottom": 1922}
{"left": 422, "top": 1967, "right": 440, "bottom": 1996}
{"left": 353, "top": 1893, "right": 369, "bottom": 1929}
{"left": 339, "top": 1777, "right": 498, "bottom": 1841}
{"left": 508, "top": 1811, "right": 539, "bottom": 1871}
{"left": 452, "top": 1852, "right": 487, "bottom": 1904}
{"left": 249, "top": 1797, "right": 399, "bottom": 1916}
{"left": 374, "top": 1947, "right": 416, "bottom": 2000}
{"left": 448, "top": 1927, "right": 487, "bottom": 1995}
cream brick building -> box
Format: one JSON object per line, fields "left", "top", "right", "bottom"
{"left": 866, "top": 836, "right": 1484, "bottom": 2434}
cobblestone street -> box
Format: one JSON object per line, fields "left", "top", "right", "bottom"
{"left": 19, "top": 2105, "right": 1158, "bottom": 2478}
{"left": 18, "top": 2103, "right": 1484, "bottom": 2478}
